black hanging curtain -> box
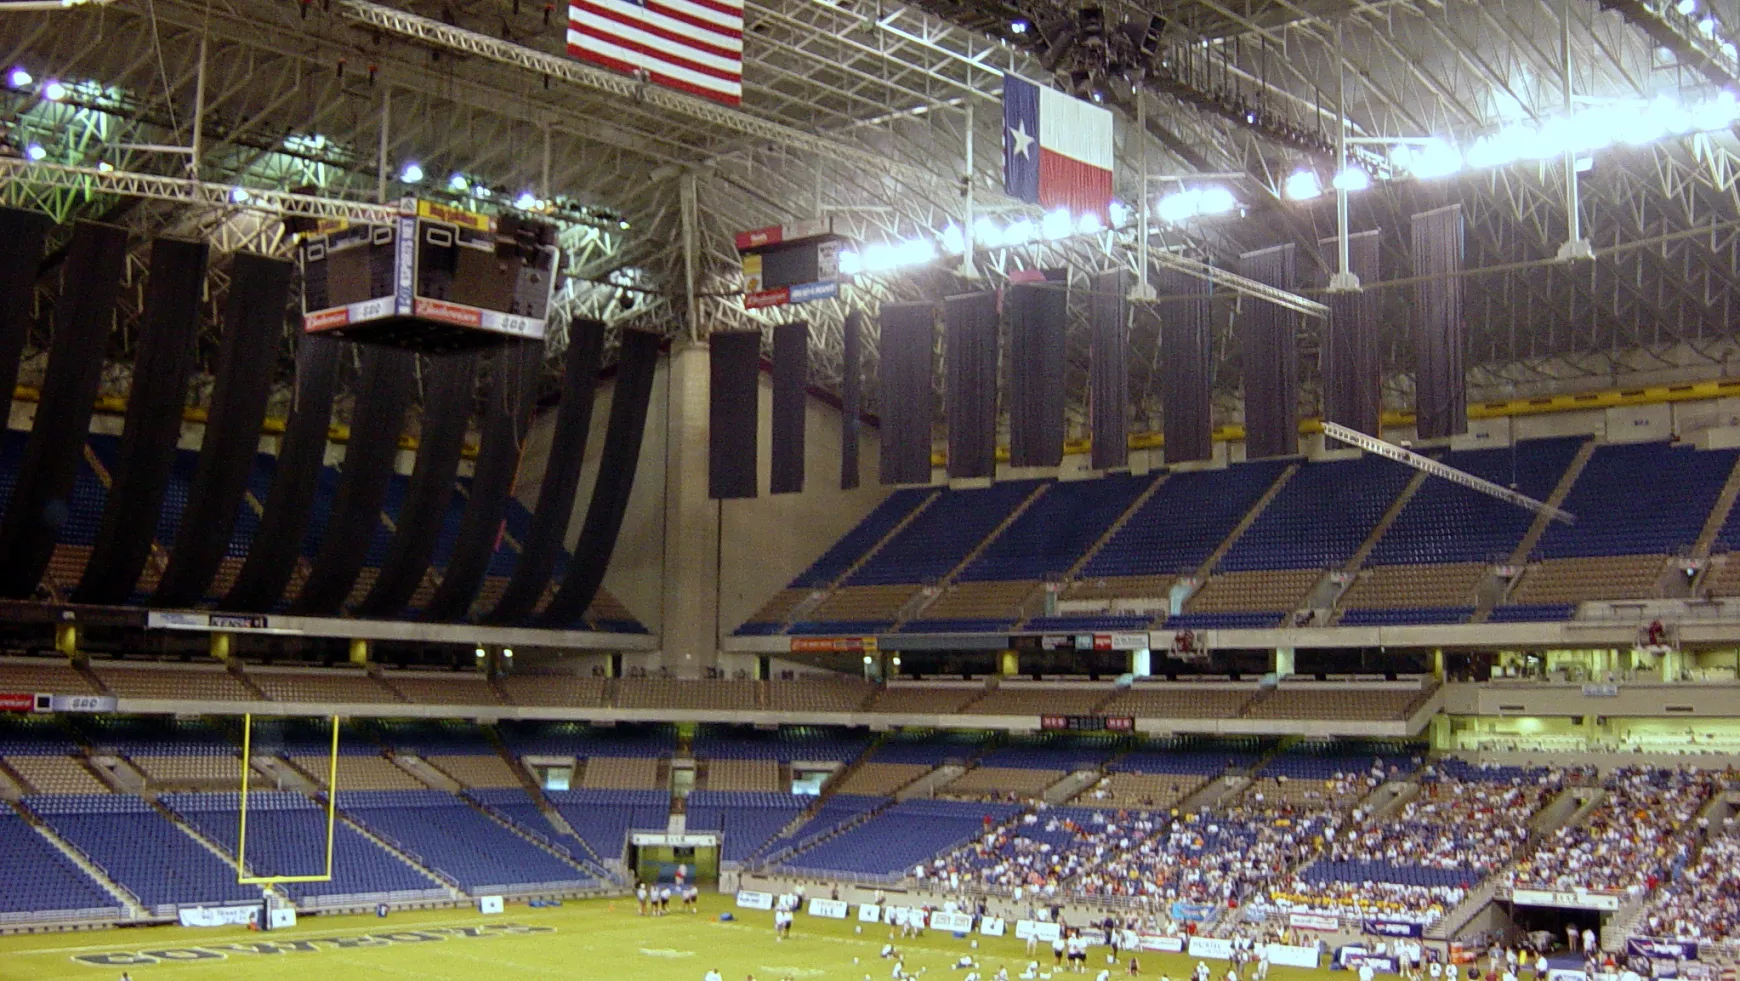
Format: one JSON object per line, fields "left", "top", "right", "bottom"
{"left": 1237, "top": 244, "right": 1300, "bottom": 459}
{"left": 290, "top": 345, "right": 416, "bottom": 615}
{"left": 879, "top": 302, "right": 935, "bottom": 485}
{"left": 0, "top": 209, "right": 51, "bottom": 434}
{"left": 1412, "top": 205, "right": 1467, "bottom": 440}
{"left": 423, "top": 340, "right": 542, "bottom": 621}
{"left": 1320, "top": 230, "right": 1383, "bottom": 445}
{"left": 1006, "top": 283, "right": 1067, "bottom": 468}
{"left": 154, "top": 253, "right": 292, "bottom": 607}
{"left": 1089, "top": 269, "right": 1129, "bottom": 471}
{"left": 75, "top": 237, "right": 210, "bottom": 604}
{"left": 538, "top": 328, "right": 661, "bottom": 627}
{"left": 0, "top": 221, "right": 128, "bottom": 599}
{"left": 222, "top": 336, "right": 342, "bottom": 612}
{"left": 840, "top": 309, "right": 862, "bottom": 490}
{"left": 945, "top": 291, "right": 997, "bottom": 480}
{"left": 1158, "top": 266, "right": 1214, "bottom": 465}
{"left": 484, "top": 319, "right": 604, "bottom": 623}
{"left": 770, "top": 321, "right": 808, "bottom": 495}
{"left": 353, "top": 351, "right": 479, "bottom": 617}
{"left": 708, "top": 330, "right": 760, "bottom": 500}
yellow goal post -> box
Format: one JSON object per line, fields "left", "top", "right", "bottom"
{"left": 236, "top": 713, "right": 340, "bottom": 885}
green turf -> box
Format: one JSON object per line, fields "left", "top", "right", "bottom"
{"left": 0, "top": 895, "right": 1323, "bottom": 981}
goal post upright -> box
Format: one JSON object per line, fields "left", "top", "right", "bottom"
{"left": 236, "top": 712, "right": 341, "bottom": 885}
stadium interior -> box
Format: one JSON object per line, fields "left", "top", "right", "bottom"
{"left": 1, "top": 0, "right": 1740, "bottom": 977}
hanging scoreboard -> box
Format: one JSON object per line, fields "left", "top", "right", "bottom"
{"left": 737, "top": 218, "right": 846, "bottom": 310}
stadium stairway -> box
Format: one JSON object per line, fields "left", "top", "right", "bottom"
{"left": 1041, "top": 768, "right": 1103, "bottom": 805}
{"left": 895, "top": 764, "right": 968, "bottom": 800}
{"left": 6, "top": 799, "right": 146, "bottom": 918}
{"left": 757, "top": 490, "right": 943, "bottom": 634}
{"left": 144, "top": 795, "right": 279, "bottom": 898}
{"left": 1191, "top": 463, "right": 1299, "bottom": 583}
{"left": 1473, "top": 440, "right": 1597, "bottom": 622}
{"left": 1013, "top": 473, "right": 1173, "bottom": 628}
{"left": 896, "top": 483, "right": 1050, "bottom": 629}
{"left": 328, "top": 802, "right": 466, "bottom": 894}
{"left": 1691, "top": 454, "right": 1740, "bottom": 558}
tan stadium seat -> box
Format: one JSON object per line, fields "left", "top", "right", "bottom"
{"left": 1339, "top": 563, "right": 1486, "bottom": 609}
{"left": 1187, "top": 569, "right": 1322, "bottom": 613}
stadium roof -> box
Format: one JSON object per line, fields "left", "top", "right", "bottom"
{"left": 5, "top": 0, "right": 1740, "bottom": 425}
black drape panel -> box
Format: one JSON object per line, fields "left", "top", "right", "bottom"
{"left": 222, "top": 336, "right": 342, "bottom": 612}
{"left": 1321, "top": 230, "right": 1383, "bottom": 446}
{"left": 1089, "top": 269, "right": 1128, "bottom": 471}
{"left": 0, "top": 209, "right": 51, "bottom": 427}
{"left": 841, "top": 309, "right": 862, "bottom": 490}
{"left": 771, "top": 321, "right": 807, "bottom": 495}
{"left": 1159, "top": 266, "right": 1214, "bottom": 464}
{"left": 354, "top": 351, "right": 479, "bottom": 616}
{"left": 1237, "top": 244, "right": 1300, "bottom": 459}
{"left": 290, "top": 345, "right": 415, "bottom": 615}
{"left": 75, "top": 237, "right": 209, "bottom": 604}
{"left": 485, "top": 319, "right": 604, "bottom": 623}
{"left": 708, "top": 330, "right": 760, "bottom": 500}
{"left": 1412, "top": 205, "right": 1466, "bottom": 440}
{"left": 538, "top": 329, "right": 660, "bottom": 627}
{"left": 155, "top": 254, "right": 291, "bottom": 606}
{"left": 0, "top": 221, "right": 127, "bottom": 599}
{"left": 1007, "top": 283, "right": 1067, "bottom": 468}
{"left": 423, "top": 340, "right": 541, "bottom": 621}
{"left": 945, "top": 291, "right": 997, "bottom": 479}
{"left": 879, "top": 302, "right": 935, "bottom": 485}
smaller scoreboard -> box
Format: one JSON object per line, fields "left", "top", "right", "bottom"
{"left": 736, "top": 218, "right": 847, "bottom": 309}
{"left": 298, "top": 198, "right": 561, "bottom": 351}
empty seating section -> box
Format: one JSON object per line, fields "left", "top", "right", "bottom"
{"left": 1486, "top": 603, "right": 1576, "bottom": 622}
{"left": 428, "top": 755, "right": 522, "bottom": 788}
{"left": 28, "top": 795, "right": 259, "bottom": 910}
{"left": 1246, "top": 686, "right": 1425, "bottom": 721}
{"left": 1370, "top": 439, "right": 1584, "bottom": 565}
{"left": 790, "top": 489, "right": 933, "bottom": 588}
{"left": 543, "top": 789, "right": 670, "bottom": 861}
{"left": 1098, "top": 684, "right": 1255, "bottom": 719}
{"left": 94, "top": 664, "right": 255, "bottom": 701}
{"left": 164, "top": 793, "right": 442, "bottom": 901}
{"left": 781, "top": 799, "right": 1022, "bottom": 877}
{"left": 796, "top": 584, "right": 919, "bottom": 631}
{"left": 616, "top": 678, "right": 759, "bottom": 711}
{"left": 872, "top": 732, "right": 988, "bottom": 764}
{"left": 964, "top": 684, "right": 1110, "bottom": 716}
{"left": 581, "top": 756, "right": 662, "bottom": 789}
{"left": 382, "top": 673, "right": 502, "bottom": 705}
{"left": 1509, "top": 554, "right": 1666, "bottom": 604}
{"left": 1186, "top": 569, "right": 1322, "bottom": 614}
{"left": 1024, "top": 614, "right": 1158, "bottom": 631}
{"left": 1338, "top": 607, "right": 1474, "bottom": 626}
{"left": 960, "top": 475, "right": 1153, "bottom": 581}
{"left": 497, "top": 722, "right": 675, "bottom": 758}
{"left": 9, "top": 756, "right": 109, "bottom": 794}
{"left": 1339, "top": 563, "right": 1486, "bottom": 610}
{"left": 865, "top": 686, "right": 980, "bottom": 714}
{"left": 498, "top": 674, "right": 609, "bottom": 707}
{"left": 586, "top": 588, "right": 648, "bottom": 633}
{"left": 847, "top": 482, "right": 1040, "bottom": 585}
{"left": 685, "top": 791, "right": 806, "bottom": 862}
{"left": 1114, "top": 744, "right": 1259, "bottom": 775}
{"left": 692, "top": 725, "right": 870, "bottom": 762}
{"left": 339, "top": 790, "right": 594, "bottom": 891}
{"left": 0, "top": 809, "right": 119, "bottom": 918}
{"left": 1702, "top": 558, "right": 1740, "bottom": 596}
{"left": 293, "top": 754, "right": 427, "bottom": 791}
{"left": 908, "top": 580, "right": 1035, "bottom": 628}
{"left": 0, "top": 658, "right": 95, "bottom": 694}
{"left": 771, "top": 794, "right": 885, "bottom": 852}
{"left": 1083, "top": 463, "right": 1288, "bottom": 579}
{"left": 740, "top": 588, "right": 815, "bottom": 631}
{"left": 0, "top": 715, "right": 80, "bottom": 756}
{"left": 1081, "top": 771, "right": 1203, "bottom": 807}
{"left": 833, "top": 763, "right": 928, "bottom": 796}
{"left": 1221, "top": 457, "right": 1413, "bottom": 572}
{"left": 1061, "top": 574, "right": 1177, "bottom": 603}
{"left": 707, "top": 759, "right": 781, "bottom": 791}
{"left": 1536, "top": 442, "right": 1736, "bottom": 557}
{"left": 131, "top": 755, "right": 239, "bottom": 787}
{"left": 249, "top": 669, "right": 403, "bottom": 703}
{"left": 942, "top": 767, "right": 1061, "bottom": 798}
{"left": 371, "top": 720, "right": 495, "bottom": 755}
{"left": 764, "top": 679, "right": 874, "bottom": 713}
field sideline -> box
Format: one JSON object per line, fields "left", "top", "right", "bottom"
{"left": 0, "top": 896, "right": 1335, "bottom": 981}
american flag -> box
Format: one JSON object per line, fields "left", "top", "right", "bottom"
{"left": 567, "top": 0, "right": 744, "bottom": 106}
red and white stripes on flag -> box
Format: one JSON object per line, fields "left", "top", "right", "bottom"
{"left": 567, "top": 0, "right": 743, "bottom": 106}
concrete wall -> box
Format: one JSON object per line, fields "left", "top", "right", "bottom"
{"left": 1442, "top": 681, "right": 1740, "bottom": 717}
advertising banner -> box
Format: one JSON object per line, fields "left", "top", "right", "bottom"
{"left": 735, "top": 890, "right": 774, "bottom": 911}
{"left": 1289, "top": 912, "right": 1341, "bottom": 932}
{"left": 980, "top": 918, "right": 1007, "bottom": 937}
{"left": 1172, "top": 901, "right": 1219, "bottom": 923}
{"left": 1140, "top": 936, "right": 1186, "bottom": 953}
{"left": 930, "top": 911, "right": 974, "bottom": 933}
{"left": 859, "top": 904, "right": 882, "bottom": 923}
{"left": 1365, "top": 919, "right": 1424, "bottom": 938}
{"left": 1265, "top": 945, "right": 1322, "bottom": 969}
{"left": 1626, "top": 940, "right": 1698, "bottom": 962}
{"left": 477, "top": 896, "right": 505, "bottom": 915}
{"left": 1511, "top": 889, "right": 1621, "bottom": 911}
{"left": 807, "top": 898, "right": 848, "bottom": 919}
{"left": 1017, "top": 920, "right": 1062, "bottom": 943}
{"left": 178, "top": 906, "right": 260, "bottom": 928}
{"left": 1189, "top": 937, "right": 1235, "bottom": 960}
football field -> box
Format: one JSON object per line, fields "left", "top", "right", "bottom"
{"left": 0, "top": 896, "right": 1326, "bottom": 981}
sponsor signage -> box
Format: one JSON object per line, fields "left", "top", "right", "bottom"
{"left": 1033, "top": 633, "right": 1147, "bottom": 652}
{"left": 1170, "top": 901, "right": 1219, "bottom": 923}
{"left": 72, "top": 923, "right": 554, "bottom": 967}
{"left": 1582, "top": 684, "right": 1621, "bottom": 697}
{"left": 629, "top": 832, "right": 718, "bottom": 847}
{"left": 1626, "top": 940, "right": 1698, "bottom": 962}
{"left": 1265, "top": 945, "right": 1322, "bottom": 969}
{"left": 1510, "top": 888, "right": 1621, "bottom": 911}
{"left": 1041, "top": 715, "right": 1136, "bottom": 732}
{"left": 789, "top": 636, "right": 878, "bottom": 654}
{"left": 148, "top": 612, "right": 300, "bottom": 636}
{"left": 930, "top": 911, "right": 973, "bottom": 933}
{"left": 477, "top": 896, "right": 504, "bottom": 915}
{"left": 735, "top": 890, "right": 774, "bottom": 911}
{"left": 49, "top": 694, "right": 118, "bottom": 714}
{"left": 1188, "top": 937, "right": 1235, "bottom": 960}
{"left": 1015, "top": 920, "right": 1062, "bottom": 943}
{"left": 267, "top": 908, "right": 298, "bottom": 930}
{"left": 807, "top": 898, "right": 848, "bottom": 919}
{"left": 1288, "top": 912, "right": 1341, "bottom": 932}
{"left": 0, "top": 692, "right": 35, "bottom": 712}
{"left": 178, "top": 906, "right": 259, "bottom": 928}
{"left": 979, "top": 918, "right": 1006, "bottom": 937}
{"left": 1365, "top": 918, "right": 1424, "bottom": 938}
{"left": 1139, "top": 936, "right": 1185, "bottom": 953}
{"left": 858, "top": 904, "right": 882, "bottom": 923}
{"left": 211, "top": 614, "right": 269, "bottom": 631}
{"left": 393, "top": 215, "right": 417, "bottom": 315}
{"left": 1108, "top": 632, "right": 1150, "bottom": 650}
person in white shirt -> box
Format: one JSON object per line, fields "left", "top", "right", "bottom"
{"left": 705, "top": 971, "right": 723, "bottom": 981}
{"left": 1358, "top": 962, "right": 1376, "bottom": 981}
{"left": 1502, "top": 968, "right": 1517, "bottom": 981}
{"left": 1053, "top": 937, "right": 1067, "bottom": 969}
{"left": 1534, "top": 956, "right": 1547, "bottom": 981}
{"left": 1256, "top": 949, "right": 1271, "bottom": 981}
{"left": 1429, "top": 961, "right": 1443, "bottom": 981}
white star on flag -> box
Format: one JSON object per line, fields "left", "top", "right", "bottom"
{"left": 1008, "top": 120, "right": 1035, "bottom": 158}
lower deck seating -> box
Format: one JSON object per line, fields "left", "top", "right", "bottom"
{"left": 340, "top": 790, "right": 595, "bottom": 891}
{"left": 131, "top": 754, "right": 240, "bottom": 787}
{"left": 1187, "top": 569, "right": 1323, "bottom": 613}
{"left": 780, "top": 799, "right": 1021, "bottom": 877}
{"left": 543, "top": 789, "right": 670, "bottom": 862}
{"left": 1061, "top": 575, "right": 1178, "bottom": 603}
{"left": 0, "top": 809, "right": 120, "bottom": 917}
{"left": 29, "top": 795, "right": 259, "bottom": 910}
{"left": 685, "top": 791, "right": 806, "bottom": 863}
{"left": 1510, "top": 555, "right": 1666, "bottom": 604}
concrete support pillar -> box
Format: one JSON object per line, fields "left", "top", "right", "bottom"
{"left": 1130, "top": 649, "right": 1151, "bottom": 677}
{"left": 998, "top": 650, "right": 1019, "bottom": 676}
{"left": 660, "top": 341, "right": 720, "bottom": 676}
{"left": 349, "top": 638, "right": 370, "bottom": 666}
{"left": 210, "top": 632, "right": 233, "bottom": 661}
{"left": 1431, "top": 648, "right": 1445, "bottom": 681}
{"left": 54, "top": 622, "right": 77, "bottom": 657}
{"left": 1272, "top": 647, "right": 1295, "bottom": 679}
{"left": 1428, "top": 713, "right": 1451, "bottom": 750}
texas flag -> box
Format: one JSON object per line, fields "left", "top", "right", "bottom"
{"left": 1002, "top": 73, "right": 1114, "bottom": 220}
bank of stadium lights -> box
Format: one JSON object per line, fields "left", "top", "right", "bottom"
{"left": 1155, "top": 186, "right": 1238, "bottom": 224}
{"left": 1284, "top": 170, "right": 1323, "bottom": 201}
{"left": 1331, "top": 167, "right": 1372, "bottom": 193}
{"left": 7, "top": 68, "right": 31, "bottom": 89}
{"left": 23, "top": 143, "right": 44, "bottom": 161}
{"left": 41, "top": 79, "right": 65, "bottom": 101}
{"left": 399, "top": 162, "right": 424, "bottom": 184}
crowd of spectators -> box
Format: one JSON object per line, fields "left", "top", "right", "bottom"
{"left": 1638, "top": 834, "right": 1740, "bottom": 943}
{"left": 1504, "top": 766, "right": 1718, "bottom": 896}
